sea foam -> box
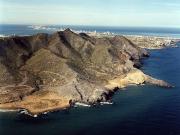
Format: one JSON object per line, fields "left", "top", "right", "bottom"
{"left": 0, "top": 109, "right": 19, "bottom": 112}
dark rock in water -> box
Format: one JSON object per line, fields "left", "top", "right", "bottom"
{"left": 0, "top": 29, "right": 172, "bottom": 114}
{"left": 145, "top": 76, "right": 173, "bottom": 88}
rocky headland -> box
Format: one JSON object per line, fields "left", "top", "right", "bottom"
{"left": 0, "top": 29, "right": 173, "bottom": 115}
{"left": 125, "top": 35, "right": 178, "bottom": 49}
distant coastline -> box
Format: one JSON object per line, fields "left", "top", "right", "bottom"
{"left": 1, "top": 25, "right": 179, "bottom": 50}
{"left": 1, "top": 24, "right": 180, "bottom": 38}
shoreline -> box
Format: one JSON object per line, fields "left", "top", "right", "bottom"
{"left": 0, "top": 91, "right": 70, "bottom": 116}
{"left": 0, "top": 100, "right": 114, "bottom": 117}
{"left": 0, "top": 29, "right": 175, "bottom": 117}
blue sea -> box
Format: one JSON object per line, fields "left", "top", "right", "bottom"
{"left": 0, "top": 24, "right": 180, "bottom": 38}
{"left": 0, "top": 25, "right": 180, "bottom": 135}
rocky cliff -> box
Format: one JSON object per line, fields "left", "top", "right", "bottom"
{"left": 0, "top": 29, "right": 172, "bottom": 115}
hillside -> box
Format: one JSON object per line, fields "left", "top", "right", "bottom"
{"left": 0, "top": 29, "right": 171, "bottom": 115}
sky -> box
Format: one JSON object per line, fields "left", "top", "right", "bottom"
{"left": 0, "top": 0, "right": 180, "bottom": 27}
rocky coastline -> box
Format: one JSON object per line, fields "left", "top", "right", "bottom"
{"left": 0, "top": 29, "right": 174, "bottom": 116}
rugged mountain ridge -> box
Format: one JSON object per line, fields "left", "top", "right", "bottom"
{"left": 0, "top": 29, "right": 172, "bottom": 115}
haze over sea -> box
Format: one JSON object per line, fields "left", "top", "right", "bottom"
{"left": 0, "top": 25, "right": 180, "bottom": 135}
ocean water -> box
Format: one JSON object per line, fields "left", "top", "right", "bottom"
{"left": 0, "top": 25, "right": 180, "bottom": 135}
{"left": 0, "top": 24, "right": 180, "bottom": 38}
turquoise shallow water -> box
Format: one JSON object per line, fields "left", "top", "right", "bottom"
{"left": 0, "top": 26, "right": 180, "bottom": 135}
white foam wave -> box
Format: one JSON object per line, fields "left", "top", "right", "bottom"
{"left": 0, "top": 109, "right": 19, "bottom": 112}
{"left": 74, "top": 102, "right": 91, "bottom": 107}
{"left": 100, "top": 101, "right": 113, "bottom": 105}
{"left": 19, "top": 109, "right": 38, "bottom": 117}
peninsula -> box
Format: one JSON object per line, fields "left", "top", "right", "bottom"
{"left": 0, "top": 29, "right": 173, "bottom": 115}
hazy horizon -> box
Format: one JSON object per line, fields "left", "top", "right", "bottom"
{"left": 0, "top": 0, "right": 180, "bottom": 28}
{"left": 1, "top": 24, "right": 180, "bottom": 29}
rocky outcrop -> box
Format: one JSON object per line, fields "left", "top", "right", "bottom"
{"left": 0, "top": 29, "right": 172, "bottom": 115}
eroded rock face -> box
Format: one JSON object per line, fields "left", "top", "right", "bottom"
{"left": 0, "top": 29, "right": 172, "bottom": 114}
